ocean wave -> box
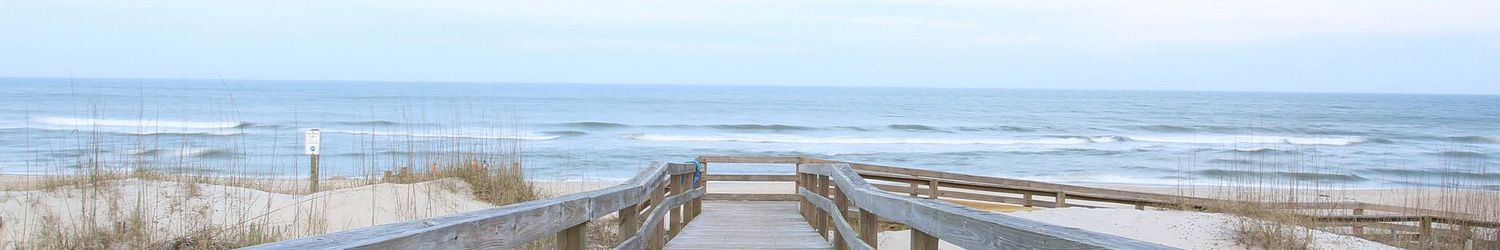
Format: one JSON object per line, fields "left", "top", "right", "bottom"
{"left": 1366, "top": 168, "right": 1500, "bottom": 181}
{"left": 125, "top": 131, "right": 244, "bottom": 136}
{"left": 956, "top": 125, "right": 1035, "bottom": 132}
{"left": 1118, "top": 125, "right": 1366, "bottom": 136}
{"left": 706, "top": 124, "right": 817, "bottom": 131}
{"left": 1126, "top": 135, "right": 1366, "bottom": 146}
{"left": 1448, "top": 136, "right": 1500, "bottom": 144}
{"left": 1227, "top": 147, "right": 1300, "bottom": 155}
{"left": 942, "top": 148, "right": 1147, "bottom": 156}
{"left": 128, "top": 149, "right": 160, "bottom": 156}
{"left": 887, "top": 124, "right": 947, "bottom": 132}
{"left": 1194, "top": 169, "right": 1367, "bottom": 182}
{"left": 1431, "top": 151, "right": 1488, "bottom": 159}
{"left": 557, "top": 122, "right": 630, "bottom": 129}
{"left": 36, "top": 116, "right": 249, "bottom": 129}
{"left": 1207, "top": 159, "right": 1257, "bottom": 165}
{"left": 334, "top": 120, "right": 433, "bottom": 126}
{"left": 623, "top": 134, "right": 1091, "bottom": 145}
{"left": 624, "top": 133, "right": 1368, "bottom": 146}
{"left": 1129, "top": 125, "right": 1198, "bottom": 133}
{"left": 16, "top": 127, "right": 244, "bottom": 136}
{"left": 177, "top": 148, "right": 235, "bottom": 158}
{"left": 541, "top": 130, "right": 589, "bottom": 136}
{"left": 127, "top": 148, "right": 236, "bottom": 158}
{"left": 325, "top": 129, "right": 560, "bottom": 141}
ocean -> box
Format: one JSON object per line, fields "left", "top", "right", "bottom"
{"left": 2, "top": 78, "right": 1497, "bottom": 189}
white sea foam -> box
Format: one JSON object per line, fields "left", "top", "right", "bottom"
{"left": 325, "top": 129, "right": 560, "bottom": 141}
{"left": 628, "top": 133, "right": 1364, "bottom": 146}
{"left": 1125, "top": 135, "right": 1364, "bottom": 146}
{"left": 36, "top": 117, "right": 245, "bottom": 129}
{"left": 625, "top": 134, "right": 1093, "bottom": 145}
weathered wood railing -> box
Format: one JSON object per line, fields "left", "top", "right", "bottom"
{"left": 796, "top": 162, "right": 1174, "bottom": 249}
{"left": 697, "top": 156, "right": 1500, "bottom": 247}
{"left": 246, "top": 161, "right": 705, "bottom": 250}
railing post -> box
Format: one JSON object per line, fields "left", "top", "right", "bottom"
{"left": 669, "top": 174, "right": 684, "bottom": 238}
{"left": 692, "top": 161, "right": 706, "bottom": 219}
{"left": 618, "top": 204, "right": 641, "bottom": 241}
{"left": 908, "top": 182, "right": 919, "bottom": 197}
{"left": 911, "top": 229, "right": 938, "bottom": 250}
{"left": 859, "top": 208, "right": 879, "bottom": 247}
{"left": 834, "top": 187, "right": 849, "bottom": 250}
{"left": 649, "top": 178, "right": 667, "bottom": 250}
{"left": 1351, "top": 208, "right": 1364, "bottom": 235}
{"left": 927, "top": 179, "right": 940, "bottom": 199}
{"left": 1419, "top": 216, "right": 1432, "bottom": 245}
{"left": 1023, "top": 193, "right": 1033, "bottom": 207}
{"left": 1055, "top": 191, "right": 1067, "bottom": 207}
{"left": 799, "top": 173, "right": 812, "bottom": 222}
{"left": 557, "top": 222, "right": 587, "bottom": 250}
{"left": 816, "top": 175, "right": 831, "bottom": 239}
{"left": 797, "top": 165, "right": 807, "bottom": 221}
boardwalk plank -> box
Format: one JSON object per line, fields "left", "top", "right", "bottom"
{"left": 665, "top": 201, "right": 832, "bottom": 250}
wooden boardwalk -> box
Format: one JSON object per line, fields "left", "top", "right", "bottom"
{"left": 665, "top": 201, "right": 832, "bottom": 250}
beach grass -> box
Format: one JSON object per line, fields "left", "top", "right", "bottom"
{"left": 0, "top": 99, "right": 552, "bottom": 249}
{"left": 1169, "top": 136, "right": 1500, "bottom": 249}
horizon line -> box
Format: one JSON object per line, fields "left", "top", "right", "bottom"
{"left": 2, "top": 75, "right": 1494, "bottom": 97}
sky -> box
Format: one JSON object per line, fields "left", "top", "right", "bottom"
{"left": 2, "top": 0, "right": 1499, "bottom": 94}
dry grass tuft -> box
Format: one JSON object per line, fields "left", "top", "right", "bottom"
{"left": 433, "top": 160, "right": 540, "bottom": 206}
{"left": 1220, "top": 202, "right": 1316, "bottom": 250}
{"left": 587, "top": 216, "right": 622, "bottom": 249}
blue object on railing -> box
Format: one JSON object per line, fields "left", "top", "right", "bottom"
{"left": 688, "top": 160, "right": 702, "bottom": 188}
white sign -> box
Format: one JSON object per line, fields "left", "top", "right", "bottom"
{"left": 305, "top": 128, "right": 322, "bottom": 155}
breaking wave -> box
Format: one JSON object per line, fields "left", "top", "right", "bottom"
{"left": 705, "top": 124, "right": 817, "bottom": 131}
{"left": 887, "top": 124, "right": 947, "bottom": 132}
{"left": 956, "top": 126, "right": 1035, "bottom": 132}
{"left": 541, "top": 130, "right": 589, "bottom": 137}
{"left": 333, "top": 120, "right": 435, "bottom": 126}
{"left": 1194, "top": 169, "right": 1368, "bottom": 182}
{"left": 1431, "top": 151, "right": 1489, "bottom": 159}
{"left": 325, "top": 129, "right": 560, "bottom": 141}
{"left": 557, "top": 122, "right": 631, "bottom": 129}
{"left": 1117, "top": 124, "right": 1367, "bottom": 136}
{"left": 1366, "top": 168, "right": 1500, "bottom": 181}
{"left": 1126, "top": 135, "right": 1367, "bottom": 146}
{"left": 36, "top": 117, "right": 251, "bottom": 129}
{"left": 1448, "top": 136, "right": 1500, "bottom": 144}
{"left": 625, "top": 133, "right": 1371, "bottom": 146}
{"left": 624, "top": 134, "right": 1092, "bottom": 145}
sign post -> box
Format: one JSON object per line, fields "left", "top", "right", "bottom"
{"left": 305, "top": 128, "right": 322, "bottom": 193}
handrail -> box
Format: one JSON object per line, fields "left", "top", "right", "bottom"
{"left": 701, "top": 155, "right": 1498, "bottom": 219}
{"left": 703, "top": 155, "right": 1500, "bottom": 243}
{"left": 798, "top": 163, "right": 1176, "bottom": 250}
{"left": 246, "top": 162, "right": 704, "bottom": 250}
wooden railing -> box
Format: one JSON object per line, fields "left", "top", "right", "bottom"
{"left": 796, "top": 162, "right": 1174, "bottom": 249}
{"left": 246, "top": 161, "right": 705, "bottom": 250}
{"left": 697, "top": 156, "right": 1500, "bottom": 247}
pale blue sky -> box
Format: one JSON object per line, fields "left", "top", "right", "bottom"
{"left": 3, "top": 1, "right": 1499, "bottom": 94}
